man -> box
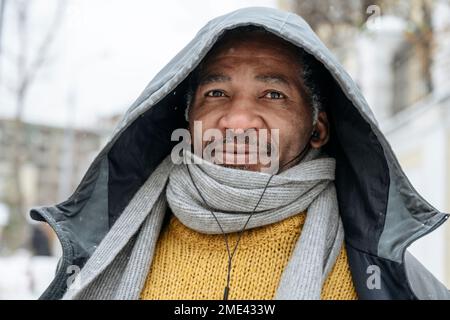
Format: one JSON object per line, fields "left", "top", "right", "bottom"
{"left": 31, "top": 7, "right": 449, "bottom": 300}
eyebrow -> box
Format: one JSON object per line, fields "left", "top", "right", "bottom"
{"left": 254, "top": 74, "right": 291, "bottom": 88}
{"left": 198, "top": 74, "right": 231, "bottom": 85}
{"left": 198, "top": 72, "right": 292, "bottom": 89}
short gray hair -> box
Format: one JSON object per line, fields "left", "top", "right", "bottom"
{"left": 184, "top": 26, "right": 325, "bottom": 125}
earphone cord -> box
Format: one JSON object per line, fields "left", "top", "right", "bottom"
{"left": 186, "top": 163, "right": 274, "bottom": 300}
{"left": 185, "top": 137, "right": 313, "bottom": 300}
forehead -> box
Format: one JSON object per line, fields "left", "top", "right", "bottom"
{"left": 200, "top": 32, "right": 302, "bottom": 72}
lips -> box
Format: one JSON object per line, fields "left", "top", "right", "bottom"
{"left": 204, "top": 140, "right": 273, "bottom": 165}
{"left": 219, "top": 143, "right": 259, "bottom": 153}
{"left": 213, "top": 146, "right": 259, "bottom": 165}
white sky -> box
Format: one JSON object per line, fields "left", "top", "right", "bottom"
{"left": 0, "top": 0, "right": 277, "bottom": 128}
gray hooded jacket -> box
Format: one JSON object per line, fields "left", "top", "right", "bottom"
{"left": 31, "top": 7, "right": 450, "bottom": 300}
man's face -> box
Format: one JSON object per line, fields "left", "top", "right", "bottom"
{"left": 188, "top": 33, "right": 328, "bottom": 172}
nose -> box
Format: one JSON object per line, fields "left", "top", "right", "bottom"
{"left": 217, "top": 96, "right": 265, "bottom": 133}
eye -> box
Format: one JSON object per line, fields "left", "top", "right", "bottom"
{"left": 205, "top": 90, "right": 226, "bottom": 98}
{"left": 264, "top": 91, "right": 285, "bottom": 99}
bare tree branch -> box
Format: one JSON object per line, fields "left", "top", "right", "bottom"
{"left": 3, "top": 0, "right": 67, "bottom": 251}
{"left": 15, "top": 0, "right": 67, "bottom": 120}
{"left": 19, "top": 0, "right": 66, "bottom": 106}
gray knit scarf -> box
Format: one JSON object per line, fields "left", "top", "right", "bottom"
{"left": 63, "top": 148, "right": 344, "bottom": 300}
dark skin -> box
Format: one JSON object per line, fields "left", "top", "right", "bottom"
{"left": 188, "top": 32, "right": 330, "bottom": 173}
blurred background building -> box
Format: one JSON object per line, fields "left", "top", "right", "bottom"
{"left": 0, "top": 0, "right": 449, "bottom": 298}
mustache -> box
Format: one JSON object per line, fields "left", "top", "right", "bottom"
{"left": 204, "top": 132, "right": 275, "bottom": 155}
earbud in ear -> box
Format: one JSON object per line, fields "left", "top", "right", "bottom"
{"left": 312, "top": 130, "right": 320, "bottom": 140}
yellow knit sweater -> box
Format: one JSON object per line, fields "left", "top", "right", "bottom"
{"left": 140, "top": 211, "right": 358, "bottom": 300}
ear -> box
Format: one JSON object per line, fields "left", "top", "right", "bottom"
{"left": 310, "top": 111, "right": 330, "bottom": 148}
